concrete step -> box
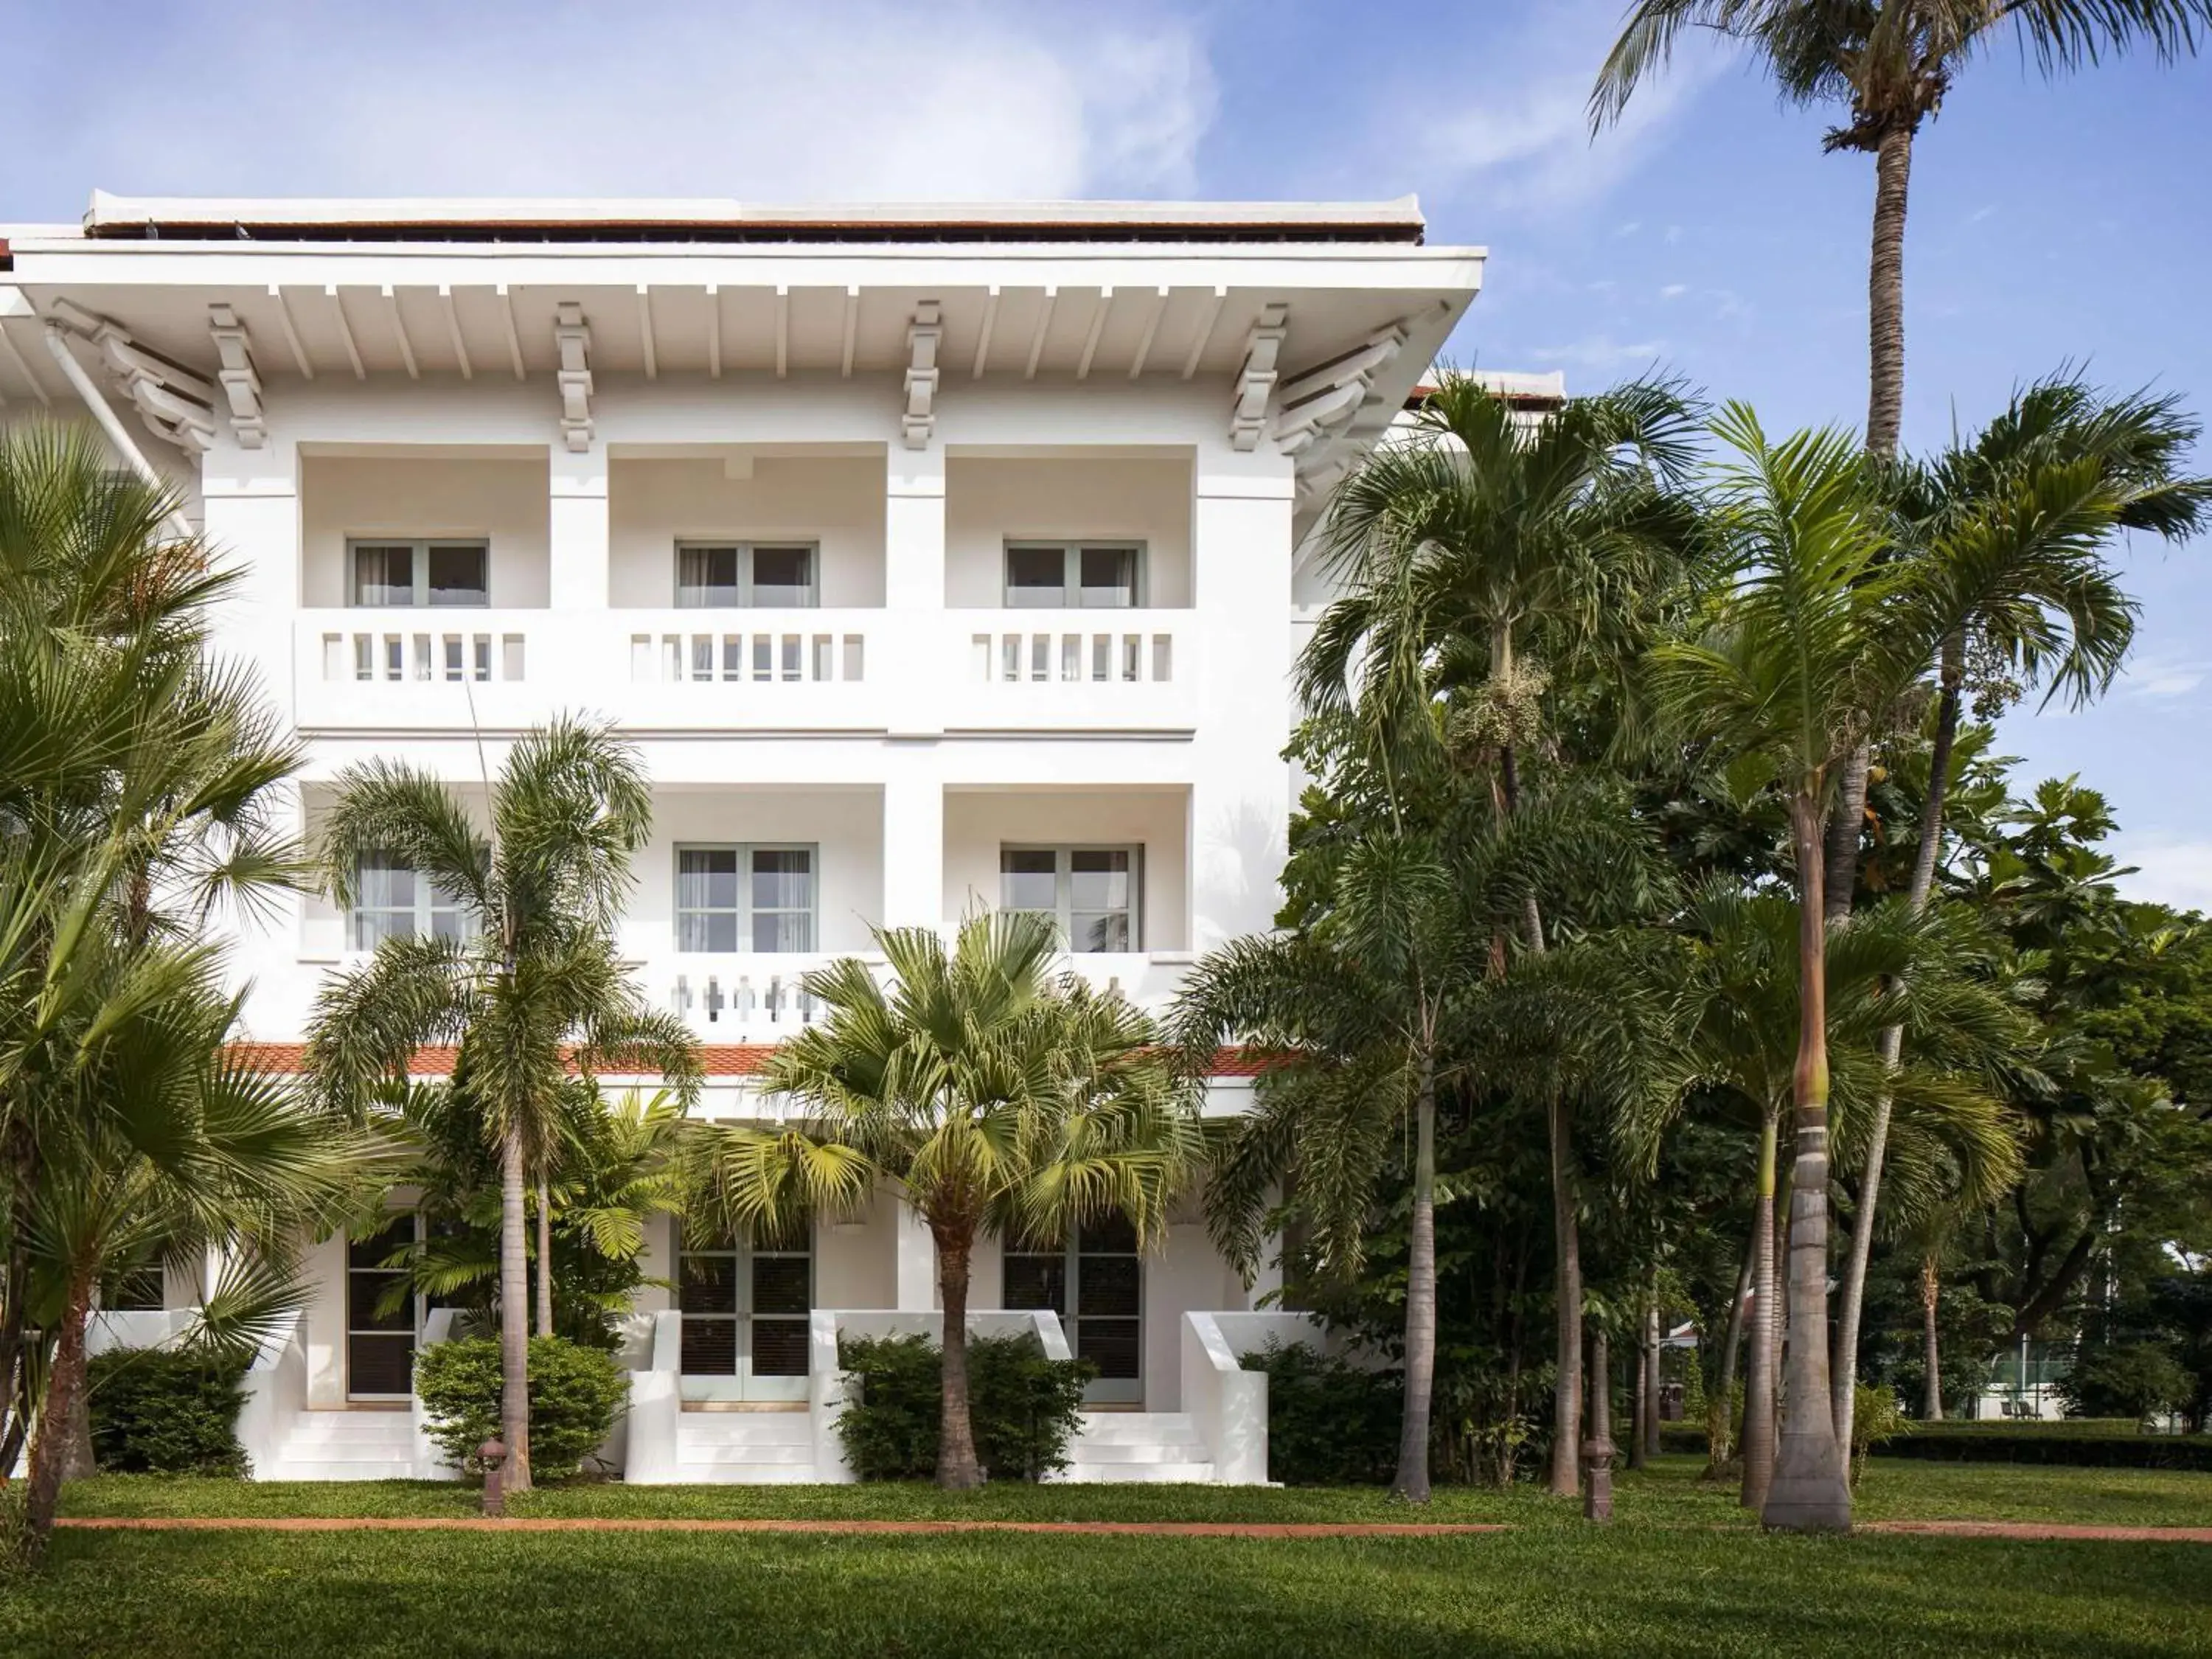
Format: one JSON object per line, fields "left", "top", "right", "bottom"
{"left": 1060, "top": 1461, "right": 1216, "bottom": 1484}
{"left": 678, "top": 1418, "right": 814, "bottom": 1447}
{"left": 280, "top": 1419, "right": 416, "bottom": 1446}
{"left": 1071, "top": 1413, "right": 1203, "bottom": 1448}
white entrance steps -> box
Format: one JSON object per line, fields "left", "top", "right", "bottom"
{"left": 675, "top": 1406, "right": 820, "bottom": 1484}
{"left": 1060, "top": 1411, "right": 1216, "bottom": 1484}
{"left": 263, "top": 1408, "right": 420, "bottom": 1481}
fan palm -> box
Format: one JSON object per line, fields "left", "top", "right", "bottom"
{"left": 1648, "top": 404, "right": 1938, "bottom": 1529}
{"left": 1300, "top": 368, "right": 1704, "bottom": 1496}
{"left": 697, "top": 911, "right": 1199, "bottom": 1490}
{"left": 1593, "top": 1, "right": 2212, "bottom": 459}
{"left": 305, "top": 718, "right": 702, "bottom": 1492}
{"left": 1829, "top": 375, "right": 2209, "bottom": 1444}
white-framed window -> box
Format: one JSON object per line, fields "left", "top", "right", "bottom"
{"left": 675, "top": 844, "right": 818, "bottom": 953}
{"left": 1003, "top": 543, "right": 1141, "bottom": 609}
{"left": 1003, "top": 1214, "right": 1143, "bottom": 1403}
{"left": 350, "top": 852, "right": 471, "bottom": 951}
{"left": 676, "top": 543, "right": 819, "bottom": 608}
{"left": 349, "top": 540, "right": 490, "bottom": 608}
{"left": 676, "top": 1225, "right": 813, "bottom": 1379}
{"left": 1001, "top": 845, "right": 1140, "bottom": 953}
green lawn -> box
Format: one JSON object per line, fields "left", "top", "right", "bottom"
{"left": 7, "top": 1524, "right": 2208, "bottom": 1658}
{"left": 56, "top": 1452, "right": 2212, "bottom": 1528}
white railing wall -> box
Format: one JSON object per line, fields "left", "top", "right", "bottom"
{"left": 234, "top": 1313, "right": 310, "bottom": 1482}
{"left": 408, "top": 1307, "right": 462, "bottom": 1480}
{"left": 1181, "top": 1311, "right": 1325, "bottom": 1487}
{"left": 624, "top": 1309, "right": 685, "bottom": 1484}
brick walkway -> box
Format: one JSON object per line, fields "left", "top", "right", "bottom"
{"left": 58, "top": 1517, "right": 1509, "bottom": 1538}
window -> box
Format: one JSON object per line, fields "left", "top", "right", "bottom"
{"left": 346, "top": 1215, "right": 415, "bottom": 1399}
{"left": 349, "top": 540, "right": 489, "bottom": 608}
{"left": 677, "top": 1226, "right": 812, "bottom": 1379}
{"left": 676, "top": 543, "right": 818, "bottom": 608}
{"left": 1001, "top": 846, "right": 1139, "bottom": 953}
{"left": 675, "top": 845, "right": 817, "bottom": 952}
{"left": 350, "top": 852, "right": 470, "bottom": 951}
{"left": 100, "top": 1266, "right": 165, "bottom": 1311}
{"left": 1003, "top": 543, "right": 1141, "bottom": 609}
{"left": 1004, "top": 1215, "right": 1142, "bottom": 1402}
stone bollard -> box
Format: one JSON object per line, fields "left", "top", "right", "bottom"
{"left": 1583, "top": 1328, "right": 1615, "bottom": 1523}
{"left": 479, "top": 1436, "right": 507, "bottom": 1518}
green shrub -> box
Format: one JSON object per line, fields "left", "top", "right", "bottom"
{"left": 1849, "top": 1383, "right": 1909, "bottom": 1487}
{"left": 413, "top": 1336, "right": 627, "bottom": 1481}
{"left": 86, "top": 1348, "right": 248, "bottom": 1476}
{"left": 835, "top": 1332, "right": 1093, "bottom": 1481}
{"left": 1872, "top": 1422, "right": 2212, "bottom": 1470}
{"left": 1242, "top": 1342, "right": 1400, "bottom": 1486}
{"left": 2058, "top": 1341, "right": 2191, "bottom": 1422}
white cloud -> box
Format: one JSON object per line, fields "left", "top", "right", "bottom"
{"left": 2113, "top": 838, "right": 2212, "bottom": 914}
{"left": 13, "top": 1, "right": 1217, "bottom": 204}
{"left": 2120, "top": 653, "right": 2210, "bottom": 701}
{"left": 1528, "top": 334, "right": 1670, "bottom": 370}
{"left": 1391, "top": 2, "right": 1735, "bottom": 211}
{"left": 1659, "top": 282, "right": 1689, "bottom": 299}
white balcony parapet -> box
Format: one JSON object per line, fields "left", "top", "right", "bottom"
{"left": 625, "top": 615, "right": 867, "bottom": 688}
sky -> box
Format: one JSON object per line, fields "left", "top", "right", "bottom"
{"left": 4, "top": 0, "right": 2210, "bottom": 903}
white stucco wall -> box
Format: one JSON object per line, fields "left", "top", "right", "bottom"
{"left": 608, "top": 453, "right": 886, "bottom": 608}
{"left": 945, "top": 453, "right": 1193, "bottom": 608}
{"left": 299, "top": 451, "right": 552, "bottom": 608}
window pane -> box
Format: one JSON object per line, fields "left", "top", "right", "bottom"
{"left": 351, "top": 909, "right": 410, "bottom": 951}
{"left": 681, "top": 911, "right": 739, "bottom": 953}
{"left": 751, "top": 909, "right": 813, "bottom": 953}
{"left": 1079, "top": 547, "right": 1137, "bottom": 608}
{"left": 1005, "top": 546, "right": 1066, "bottom": 608}
{"left": 1003, "top": 1253, "right": 1067, "bottom": 1314}
{"left": 751, "top": 849, "right": 813, "bottom": 912}
{"left": 1076, "top": 1318, "right": 1142, "bottom": 1380}
{"left": 348, "top": 1333, "right": 416, "bottom": 1395}
{"left": 752, "top": 1255, "right": 810, "bottom": 1317}
{"left": 1073, "top": 911, "right": 1130, "bottom": 953}
{"left": 426, "top": 544, "right": 488, "bottom": 607}
{"left": 1068, "top": 849, "right": 1131, "bottom": 911}
{"left": 751, "top": 547, "right": 815, "bottom": 608}
{"left": 356, "top": 855, "right": 417, "bottom": 912}
{"left": 679, "top": 1253, "right": 740, "bottom": 1316}
{"left": 352, "top": 545, "right": 415, "bottom": 607}
{"left": 1001, "top": 849, "right": 1058, "bottom": 914}
{"left": 752, "top": 1318, "right": 810, "bottom": 1377}
{"left": 1077, "top": 1255, "right": 1141, "bottom": 1320}
{"left": 681, "top": 1317, "right": 739, "bottom": 1376}
{"left": 102, "top": 1267, "right": 165, "bottom": 1311}
{"left": 1082, "top": 1214, "right": 1138, "bottom": 1254}
{"left": 678, "top": 848, "right": 741, "bottom": 911}
{"left": 678, "top": 546, "right": 741, "bottom": 608}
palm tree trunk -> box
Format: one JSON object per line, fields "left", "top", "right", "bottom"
{"left": 498, "top": 1127, "right": 533, "bottom": 1493}
{"left": 1921, "top": 1256, "right": 1945, "bottom": 1422}
{"left": 1832, "top": 655, "right": 1962, "bottom": 1446}
{"left": 1741, "top": 1114, "right": 1778, "bottom": 1512}
{"left": 934, "top": 1220, "right": 984, "bottom": 1490}
{"left": 1629, "top": 1335, "right": 1649, "bottom": 1471}
{"left": 535, "top": 1176, "right": 554, "bottom": 1338}
{"left": 22, "top": 1264, "right": 94, "bottom": 1560}
{"left": 1394, "top": 1045, "right": 1438, "bottom": 1503}
{"left": 1707, "top": 1233, "right": 1753, "bottom": 1476}
{"left": 1865, "top": 124, "right": 1913, "bottom": 460}
{"left": 1822, "top": 747, "right": 1871, "bottom": 925}
{"left": 1764, "top": 793, "right": 1851, "bottom": 1532}
{"left": 1643, "top": 1288, "right": 1662, "bottom": 1461}
{"left": 1548, "top": 1088, "right": 1583, "bottom": 1498}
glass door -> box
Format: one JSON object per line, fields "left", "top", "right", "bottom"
{"left": 677, "top": 1227, "right": 813, "bottom": 1402}
{"left": 346, "top": 1215, "right": 416, "bottom": 1401}
{"left": 1004, "top": 1216, "right": 1144, "bottom": 1405}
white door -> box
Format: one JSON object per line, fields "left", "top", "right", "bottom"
{"left": 1004, "top": 1217, "right": 1144, "bottom": 1405}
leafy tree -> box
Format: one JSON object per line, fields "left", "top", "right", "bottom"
{"left": 700, "top": 912, "right": 1199, "bottom": 1490}
{"left": 305, "top": 720, "right": 701, "bottom": 1492}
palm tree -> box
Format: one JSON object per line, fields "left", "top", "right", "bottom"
{"left": 1648, "top": 405, "right": 1936, "bottom": 1530}
{"left": 1299, "top": 368, "right": 1704, "bottom": 1496}
{"left": 1829, "top": 375, "right": 2210, "bottom": 1445}
{"left": 699, "top": 911, "right": 1199, "bottom": 1490}
{"left": 305, "top": 718, "right": 702, "bottom": 1492}
{"left": 1635, "top": 882, "right": 2025, "bottom": 1508}
{"left": 1593, "top": 1, "right": 2212, "bottom": 459}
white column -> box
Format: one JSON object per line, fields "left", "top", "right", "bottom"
{"left": 549, "top": 445, "right": 609, "bottom": 611}
{"left": 884, "top": 447, "right": 945, "bottom": 612}
{"left": 1189, "top": 452, "right": 1298, "bottom": 953}
{"left": 894, "top": 1196, "right": 937, "bottom": 1312}
{"left": 881, "top": 769, "right": 944, "bottom": 933}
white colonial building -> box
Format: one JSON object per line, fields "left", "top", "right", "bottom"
{"left": 0, "top": 192, "right": 1499, "bottom": 1482}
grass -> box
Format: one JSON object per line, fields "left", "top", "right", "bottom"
{"left": 7, "top": 1523, "right": 2208, "bottom": 1657}
{"left": 55, "top": 1453, "right": 2212, "bottom": 1528}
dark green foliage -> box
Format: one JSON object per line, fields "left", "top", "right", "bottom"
{"left": 1872, "top": 1421, "right": 2212, "bottom": 1470}
{"left": 412, "top": 1337, "right": 626, "bottom": 1481}
{"left": 1242, "top": 1343, "right": 1400, "bottom": 1486}
{"left": 835, "top": 1333, "right": 1092, "bottom": 1481}
{"left": 2059, "top": 1341, "right": 2194, "bottom": 1421}
{"left": 86, "top": 1349, "right": 248, "bottom": 1477}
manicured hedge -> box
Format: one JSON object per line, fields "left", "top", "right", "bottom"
{"left": 87, "top": 1348, "right": 249, "bottom": 1476}
{"left": 1871, "top": 1424, "right": 2212, "bottom": 1470}
{"left": 836, "top": 1332, "right": 1093, "bottom": 1481}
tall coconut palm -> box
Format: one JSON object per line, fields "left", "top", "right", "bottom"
{"left": 1649, "top": 405, "right": 1938, "bottom": 1530}
{"left": 1299, "top": 368, "right": 1704, "bottom": 1496}
{"left": 1593, "top": 1, "right": 2212, "bottom": 460}
{"left": 1829, "top": 375, "right": 2210, "bottom": 1445}
{"left": 305, "top": 718, "right": 702, "bottom": 1492}
{"left": 699, "top": 911, "right": 1199, "bottom": 1490}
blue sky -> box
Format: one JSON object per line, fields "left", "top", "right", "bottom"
{"left": 5, "top": 0, "right": 2209, "bottom": 902}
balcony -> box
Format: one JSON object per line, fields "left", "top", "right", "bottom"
{"left": 295, "top": 610, "right": 548, "bottom": 732}
{"left": 936, "top": 611, "right": 1198, "bottom": 734}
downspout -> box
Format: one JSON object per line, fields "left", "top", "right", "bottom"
{"left": 41, "top": 323, "right": 198, "bottom": 542}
